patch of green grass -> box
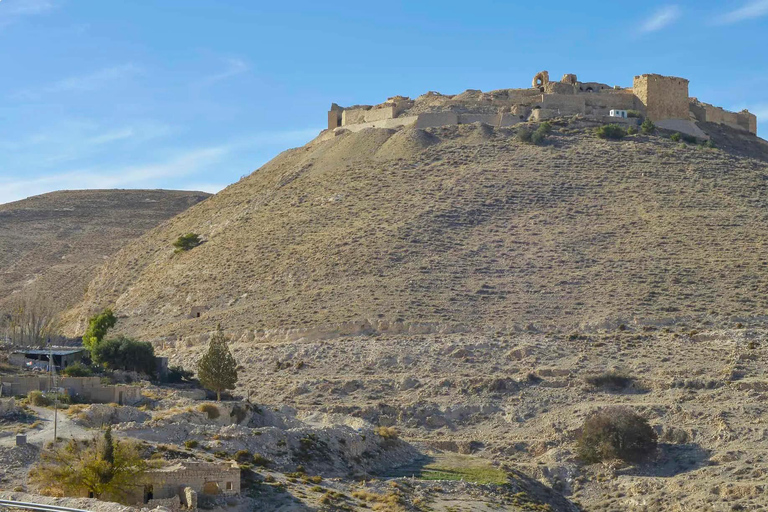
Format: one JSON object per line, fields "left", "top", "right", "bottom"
{"left": 413, "top": 454, "right": 509, "bottom": 485}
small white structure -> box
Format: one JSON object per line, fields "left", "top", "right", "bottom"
{"left": 609, "top": 109, "right": 628, "bottom": 118}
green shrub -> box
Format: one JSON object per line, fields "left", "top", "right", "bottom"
{"left": 235, "top": 450, "right": 252, "bottom": 463}
{"left": 28, "top": 390, "right": 52, "bottom": 407}
{"left": 517, "top": 128, "right": 533, "bottom": 143}
{"left": 92, "top": 336, "right": 156, "bottom": 376}
{"left": 627, "top": 126, "right": 638, "bottom": 135}
{"left": 252, "top": 453, "right": 271, "bottom": 467}
{"left": 375, "top": 426, "right": 399, "bottom": 440}
{"left": 167, "top": 365, "right": 194, "bottom": 383}
{"left": 184, "top": 440, "right": 199, "bottom": 449}
{"left": 641, "top": 119, "right": 656, "bottom": 134}
{"left": 577, "top": 407, "right": 657, "bottom": 463}
{"left": 703, "top": 139, "right": 716, "bottom": 149}
{"left": 595, "top": 124, "right": 627, "bottom": 140}
{"left": 62, "top": 362, "right": 93, "bottom": 377}
{"left": 584, "top": 370, "right": 633, "bottom": 391}
{"left": 627, "top": 110, "right": 642, "bottom": 118}
{"left": 537, "top": 122, "right": 552, "bottom": 134}
{"left": 670, "top": 132, "right": 682, "bottom": 142}
{"left": 530, "top": 130, "right": 546, "bottom": 145}
{"left": 198, "top": 403, "right": 220, "bottom": 420}
{"left": 173, "top": 233, "right": 202, "bottom": 253}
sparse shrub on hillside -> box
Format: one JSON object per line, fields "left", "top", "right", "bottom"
{"left": 235, "top": 449, "right": 252, "bottom": 463}
{"left": 184, "top": 440, "right": 199, "bottom": 449}
{"left": 627, "top": 126, "right": 638, "bottom": 135}
{"left": 703, "top": 139, "right": 716, "bottom": 149}
{"left": 375, "top": 426, "right": 399, "bottom": 440}
{"left": 641, "top": 119, "right": 656, "bottom": 134}
{"left": 517, "top": 123, "right": 551, "bottom": 146}
{"left": 173, "top": 233, "right": 202, "bottom": 253}
{"left": 670, "top": 132, "right": 682, "bottom": 142}
{"left": 595, "top": 124, "right": 627, "bottom": 140}
{"left": 62, "top": 362, "right": 93, "bottom": 377}
{"left": 517, "top": 128, "right": 533, "bottom": 143}
{"left": 252, "top": 453, "right": 271, "bottom": 467}
{"left": 198, "top": 403, "right": 220, "bottom": 420}
{"left": 577, "top": 407, "right": 657, "bottom": 463}
{"left": 584, "top": 370, "right": 634, "bottom": 391}
{"left": 627, "top": 110, "right": 642, "bottom": 118}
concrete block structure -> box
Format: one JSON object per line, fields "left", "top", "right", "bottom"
{"left": 326, "top": 71, "right": 757, "bottom": 136}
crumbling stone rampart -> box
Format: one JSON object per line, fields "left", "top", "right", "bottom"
{"left": 327, "top": 71, "right": 757, "bottom": 135}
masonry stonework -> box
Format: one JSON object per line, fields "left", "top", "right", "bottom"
{"left": 633, "top": 74, "right": 690, "bottom": 122}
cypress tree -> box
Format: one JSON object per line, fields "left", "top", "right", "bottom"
{"left": 197, "top": 325, "right": 238, "bottom": 401}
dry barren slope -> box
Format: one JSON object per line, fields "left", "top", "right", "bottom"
{"left": 0, "top": 189, "right": 210, "bottom": 315}
{"left": 67, "top": 122, "right": 768, "bottom": 341}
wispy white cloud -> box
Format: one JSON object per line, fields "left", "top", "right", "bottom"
{"left": 638, "top": 5, "right": 682, "bottom": 34}
{"left": 198, "top": 57, "right": 249, "bottom": 87}
{"left": 717, "top": 0, "right": 768, "bottom": 24}
{"left": 0, "top": 127, "right": 322, "bottom": 205}
{"left": 0, "top": 146, "right": 229, "bottom": 205}
{"left": 0, "top": 0, "right": 55, "bottom": 27}
{"left": 14, "top": 64, "right": 142, "bottom": 100}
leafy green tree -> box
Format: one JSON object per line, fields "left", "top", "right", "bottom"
{"left": 173, "top": 233, "right": 202, "bottom": 253}
{"left": 83, "top": 309, "right": 117, "bottom": 352}
{"left": 197, "top": 325, "right": 238, "bottom": 401}
{"left": 30, "top": 431, "right": 149, "bottom": 501}
{"left": 92, "top": 336, "right": 156, "bottom": 376}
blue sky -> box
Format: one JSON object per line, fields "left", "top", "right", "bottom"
{"left": 1, "top": 0, "right": 767, "bottom": 204}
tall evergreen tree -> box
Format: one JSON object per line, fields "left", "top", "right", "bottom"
{"left": 102, "top": 426, "right": 115, "bottom": 466}
{"left": 197, "top": 325, "right": 238, "bottom": 401}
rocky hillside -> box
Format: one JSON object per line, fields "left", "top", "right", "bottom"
{"left": 66, "top": 120, "right": 768, "bottom": 342}
{"left": 0, "top": 190, "right": 210, "bottom": 318}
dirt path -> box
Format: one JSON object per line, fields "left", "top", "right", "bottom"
{"left": 0, "top": 406, "right": 91, "bottom": 448}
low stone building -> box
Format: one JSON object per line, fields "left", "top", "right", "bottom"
{"left": 0, "top": 375, "right": 142, "bottom": 405}
{"left": 127, "top": 461, "right": 241, "bottom": 510}
{"left": 9, "top": 348, "right": 87, "bottom": 371}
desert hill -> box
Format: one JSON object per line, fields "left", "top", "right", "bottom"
{"left": 64, "top": 119, "right": 768, "bottom": 342}
{"left": 0, "top": 189, "right": 210, "bottom": 319}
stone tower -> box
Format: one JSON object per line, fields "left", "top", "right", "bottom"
{"left": 633, "top": 74, "right": 690, "bottom": 122}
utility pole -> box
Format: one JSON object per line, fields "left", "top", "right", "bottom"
{"left": 48, "top": 338, "right": 58, "bottom": 444}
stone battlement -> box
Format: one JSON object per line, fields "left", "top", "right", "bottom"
{"left": 327, "top": 71, "right": 757, "bottom": 136}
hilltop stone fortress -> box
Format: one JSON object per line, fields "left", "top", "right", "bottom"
{"left": 327, "top": 71, "right": 757, "bottom": 137}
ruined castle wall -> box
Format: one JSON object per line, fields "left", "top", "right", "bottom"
{"left": 336, "top": 115, "right": 418, "bottom": 133}
{"left": 458, "top": 113, "right": 499, "bottom": 125}
{"left": 499, "top": 113, "right": 524, "bottom": 127}
{"left": 633, "top": 74, "right": 689, "bottom": 122}
{"left": 364, "top": 106, "right": 397, "bottom": 123}
{"left": 342, "top": 109, "right": 369, "bottom": 126}
{"left": 415, "top": 112, "right": 459, "bottom": 129}
{"left": 541, "top": 94, "right": 586, "bottom": 114}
